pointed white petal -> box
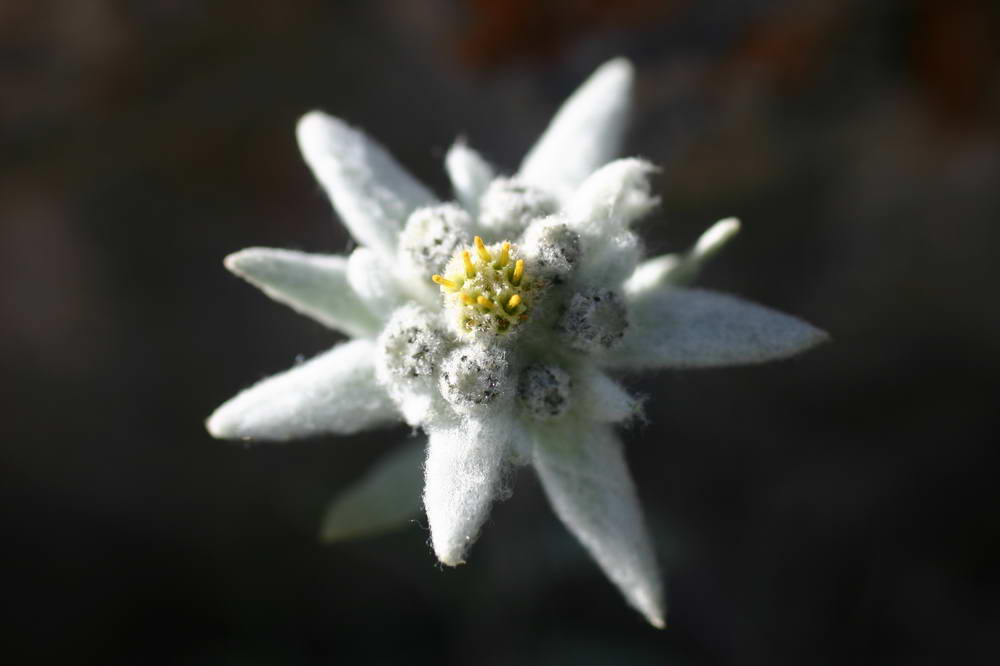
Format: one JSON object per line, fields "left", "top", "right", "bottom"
{"left": 224, "top": 247, "right": 381, "bottom": 338}
{"left": 623, "top": 253, "right": 682, "bottom": 296}
{"left": 297, "top": 111, "right": 437, "bottom": 258}
{"left": 573, "top": 367, "right": 641, "bottom": 424}
{"left": 566, "top": 158, "right": 659, "bottom": 235}
{"left": 206, "top": 340, "right": 398, "bottom": 441}
{"left": 445, "top": 141, "right": 495, "bottom": 216}
{"left": 320, "top": 438, "right": 426, "bottom": 542}
{"left": 518, "top": 58, "right": 634, "bottom": 201}
{"left": 610, "top": 287, "right": 830, "bottom": 370}
{"left": 346, "top": 247, "right": 407, "bottom": 322}
{"left": 423, "top": 411, "right": 517, "bottom": 566}
{"left": 692, "top": 217, "right": 741, "bottom": 262}
{"left": 624, "top": 218, "right": 741, "bottom": 294}
{"left": 532, "top": 423, "right": 665, "bottom": 628}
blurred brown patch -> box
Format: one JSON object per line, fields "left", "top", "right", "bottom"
{"left": 455, "top": 0, "right": 679, "bottom": 68}
{"left": 714, "top": 2, "right": 846, "bottom": 93}
{"left": 911, "top": 0, "right": 998, "bottom": 129}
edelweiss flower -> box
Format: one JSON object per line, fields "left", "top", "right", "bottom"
{"left": 206, "top": 58, "right": 828, "bottom": 627}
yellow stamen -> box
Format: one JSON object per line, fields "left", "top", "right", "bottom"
{"left": 496, "top": 242, "right": 510, "bottom": 268}
{"left": 432, "top": 274, "right": 458, "bottom": 290}
{"left": 462, "top": 250, "right": 475, "bottom": 278}
{"left": 506, "top": 294, "right": 522, "bottom": 311}
{"left": 476, "top": 295, "right": 493, "bottom": 308}
{"left": 511, "top": 259, "right": 524, "bottom": 285}
{"left": 474, "top": 236, "right": 491, "bottom": 262}
{"left": 460, "top": 293, "right": 475, "bottom": 305}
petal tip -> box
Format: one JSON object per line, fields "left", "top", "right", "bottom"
{"left": 597, "top": 57, "right": 634, "bottom": 84}
{"left": 434, "top": 545, "right": 467, "bottom": 567}
{"left": 204, "top": 406, "right": 235, "bottom": 440}
{"left": 296, "top": 110, "right": 351, "bottom": 159}
{"left": 631, "top": 589, "right": 667, "bottom": 629}
{"left": 222, "top": 248, "right": 258, "bottom": 276}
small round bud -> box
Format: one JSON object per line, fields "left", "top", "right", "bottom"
{"left": 521, "top": 217, "right": 581, "bottom": 283}
{"left": 517, "top": 364, "right": 572, "bottom": 420}
{"left": 438, "top": 345, "right": 511, "bottom": 408}
{"left": 377, "top": 304, "right": 450, "bottom": 382}
{"left": 478, "top": 178, "right": 557, "bottom": 237}
{"left": 557, "top": 289, "right": 628, "bottom": 352}
{"left": 400, "top": 204, "right": 474, "bottom": 275}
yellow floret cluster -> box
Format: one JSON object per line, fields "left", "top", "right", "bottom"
{"left": 432, "top": 236, "right": 532, "bottom": 336}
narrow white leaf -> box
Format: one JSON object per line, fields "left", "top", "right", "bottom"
{"left": 297, "top": 111, "right": 437, "bottom": 258}
{"left": 346, "top": 246, "right": 408, "bottom": 323}
{"left": 518, "top": 58, "right": 634, "bottom": 201}
{"left": 573, "top": 367, "right": 641, "bottom": 424}
{"left": 224, "top": 247, "right": 380, "bottom": 338}
{"left": 610, "top": 287, "right": 830, "bottom": 369}
{"left": 532, "top": 422, "right": 665, "bottom": 628}
{"left": 320, "top": 438, "right": 426, "bottom": 542}
{"left": 206, "top": 340, "right": 398, "bottom": 441}
{"left": 445, "top": 141, "right": 495, "bottom": 216}
{"left": 624, "top": 218, "right": 741, "bottom": 295}
{"left": 422, "top": 410, "right": 518, "bottom": 566}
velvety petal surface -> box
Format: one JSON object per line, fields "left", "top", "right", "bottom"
{"left": 518, "top": 58, "right": 634, "bottom": 201}
{"left": 573, "top": 367, "right": 642, "bottom": 424}
{"left": 206, "top": 340, "right": 397, "bottom": 441}
{"left": 610, "top": 287, "right": 830, "bottom": 370}
{"left": 624, "top": 218, "right": 740, "bottom": 294}
{"left": 445, "top": 141, "right": 495, "bottom": 216}
{"left": 422, "top": 411, "right": 518, "bottom": 566}
{"left": 346, "top": 247, "right": 409, "bottom": 323}
{"left": 320, "top": 437, "right": 426, "bottom": 542}
{"left": 224, "top": 247, "right": 380, "bottom": 338}
{"left": 532, "top": 422, "right": 665, "bottom": 627}
{"left": 566, "top": 158, "right": 659, "bottom": 234}
{"left": 297, "top": 111, "right": 437, "bottom": 258}
{"left": 566, "top": 158, "right": 658, "bottom": 286}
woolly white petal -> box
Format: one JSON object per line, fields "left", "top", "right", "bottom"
{"left": 346, "top": 247, "right": 407, "bottom": 322}
{"left": 562, "top": 158, "right": 656, "bottom": 287}
{"left": 624, "top": 218, "right": 741, "bottom": 294}
{"left": 206, "top": 340, "right": 398, "bottom": 441}
{"left": 445, "top": 141, "right": 495, "bottom": 216}
{"left": 610, "top": 287, "right": 830, "bottom": 370}
{"left": 224, "top": 247, "right": 380, "bottom": 338}
{"left": 423, "top": 412, "right": 517, "bottom": 566}
{"left": 573, "top": 367, "right": 641, "bottom": 424}
{"left": 532, "top": 423, "right": 665, "bottom": 628}
{"left": 566, "top": 158, "right": 659, "bottom": 235}
{"left": 297, "top": 111, "right": 437, "bottom": 258}
{"left": 518, "top": 58, "right": 634, "bottom": 201}
{"left": 320, "top": 438, "right": 425, "bottom": 542}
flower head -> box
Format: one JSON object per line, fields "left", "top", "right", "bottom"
{"left": 207, "top": 58, "right": 828, "bottom": 628}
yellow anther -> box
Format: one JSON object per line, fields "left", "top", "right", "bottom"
{"left": 511, "top": 259, "right": 525, "bottom": 285}
{"left": 496, "top": 242, "right": 510, "bottom": 268}
{"left": 474, "top": 236, "right": 491, "bottom": 262}
{"left": 462, "top": 250, "right": 476, "bottom": 278}
{"left": 460, "top": 293, "right": 475, "bottom": 305}
{"left": 432, "top": 274, "right": 458, "bottom": 290}
{"left": 476, "top": 295, "right": 493, "bottom": 309}
{"left": 506, "top": 294, "right": 522, "bottom": 311}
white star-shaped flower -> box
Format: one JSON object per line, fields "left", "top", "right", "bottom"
{"left": 206, "top": 58, "right": 828, "bottom": 628}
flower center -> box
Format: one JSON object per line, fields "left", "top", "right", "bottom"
{"left": 431, "top": 236, "right": 531, "bottom": 336}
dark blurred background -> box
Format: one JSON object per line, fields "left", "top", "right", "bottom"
{"left": 3, "top": 1, "right": 998, "bottom": 664}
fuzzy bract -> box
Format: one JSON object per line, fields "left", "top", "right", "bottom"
{"left": 207, "top": 57, "right": 828, "bottom": 627}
